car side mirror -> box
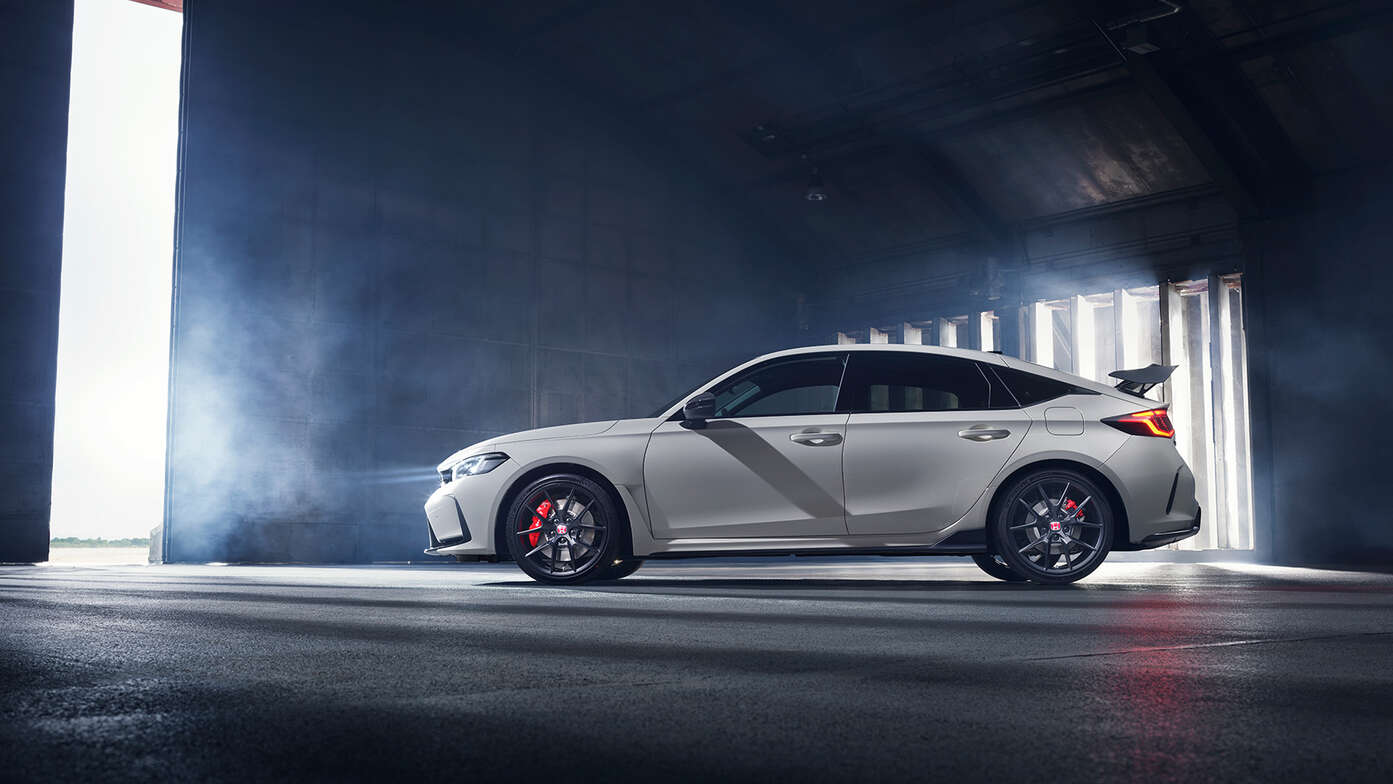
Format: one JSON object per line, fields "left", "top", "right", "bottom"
{"left": 681, "top": 392, "right": 716, "bottom": 428}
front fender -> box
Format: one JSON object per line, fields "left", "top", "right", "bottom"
{"left": 477, "top": 421, "right": 657, "bottom": 555}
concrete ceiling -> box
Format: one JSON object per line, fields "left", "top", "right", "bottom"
{"left": 471, "top": 0, "right": 1392, "bottom": 265}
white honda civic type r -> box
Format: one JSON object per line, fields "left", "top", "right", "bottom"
{"left": 424, "top": 345, "right": 1200, "bottom": 585}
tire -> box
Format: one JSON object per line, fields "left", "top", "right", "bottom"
{"left": 504, "top": 473, "right": 623, "bottom": 585}
{"left": 971, "top": 553, "right": 1027, "bottom": 582}
{"left": 597, "top": 558, "right": 643, "bottom": 581}
{"left": 990, "top": 468, "right": 1114, "bottom": 585}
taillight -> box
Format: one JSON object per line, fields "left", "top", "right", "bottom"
{"left": 1103, "top": 408, "right": 1175, "bottom": 438}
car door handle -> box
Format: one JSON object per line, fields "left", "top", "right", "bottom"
{"left": 958, "top": 427, "right": 1011, "bottom": 442}
{"left": 789, "top": 431, "right": 843, "bottom": 446}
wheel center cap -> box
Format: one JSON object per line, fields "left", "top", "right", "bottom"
{"left": 1049, "top": 520, "right": 1062, "bottom": 532}
{"left": 555, "top": 523, "right": 568, "bottom": 536}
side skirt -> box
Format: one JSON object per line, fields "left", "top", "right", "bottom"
{"left": 643, "top": 544, "right": 986, "bottom": 560}
{"left": 638, "top": 526, "right": 988, "bottom": 560}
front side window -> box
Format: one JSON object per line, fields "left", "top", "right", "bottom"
{"left": 710, "top": 354, "right": 846, "bottom": 418}
{"left": 837, "top": 352, "right": 1009, "bottom": 412}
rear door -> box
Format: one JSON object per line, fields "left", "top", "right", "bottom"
{"left": 839, "top": 352, "right": 1029, "bottom": 535}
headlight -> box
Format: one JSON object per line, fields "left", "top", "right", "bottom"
{"left": 448, "top": 452, "right": 509, "bottom": 482}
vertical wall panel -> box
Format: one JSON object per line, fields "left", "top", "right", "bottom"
{"left": 1245, "top": 186, "right": 1393, "bottom": 565}
{"left": 0, "top": 0, "right": 73, "bottom": 562}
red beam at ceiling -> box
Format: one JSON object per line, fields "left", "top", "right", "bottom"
{"left": 129, "top": 0, "right": 182, "bottom": 12}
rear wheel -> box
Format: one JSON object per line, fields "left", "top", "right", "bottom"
{"left": 971, "top": 553, "right": 1027, "bottom": 582}
{"left": 990, "top": 468, "right": 1114, "bottom": 585}
{"left": 505, "top": 474, "right": 621, "bottom": 585}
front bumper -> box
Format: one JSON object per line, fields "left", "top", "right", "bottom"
{"left": 424, "top": 493, "right": 471, "bottom": 553}
{"left": 423, "top": 460, "right": 518, "bottom": 557}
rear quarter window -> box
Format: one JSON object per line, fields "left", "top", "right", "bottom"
{"left": 990, "top": 365, "right": 1078, "bottom": 406}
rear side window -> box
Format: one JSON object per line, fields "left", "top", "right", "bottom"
{"left": 836, "top": 352, "right": 1009, "bottom": 412}
{"left": 991, "top": 365, "right": 1076, "bottom": 406}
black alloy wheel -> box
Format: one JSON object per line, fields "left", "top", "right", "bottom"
{"left": 506, "top": 474, "right": 621, "bottom": 585}
{"left": 991, "top": 469, "right": 1114, "bottom": 585}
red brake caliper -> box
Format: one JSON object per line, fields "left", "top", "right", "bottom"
{"left": 1063, "top": 498, "right": 1082, "bottom": 519}
{"left": 522, "top": 499, "right": 551, "bottom": 548}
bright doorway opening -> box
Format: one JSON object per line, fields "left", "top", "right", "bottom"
{"left": 51, "top": 0, "right": 183, "bottom": 564}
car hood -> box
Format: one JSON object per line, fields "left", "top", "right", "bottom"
{"left": 435, "top": 420, "right": 620, "bottom": 472}
{"left": 491, "top": 420, "right": 621, "bottom": 445}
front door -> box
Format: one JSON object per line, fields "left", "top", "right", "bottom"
{"left": 644, "top": 353, "right": 850, "bottom": 539}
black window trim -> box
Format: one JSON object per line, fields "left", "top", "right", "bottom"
{"left": 834, "top": 351, "right": 1018, "bottom": 414}
{"left": 664, "top": 350, "right": 1101, "bottom": 422}
{"left": 982, "top": 364, "right": 1022, "bottom": 409}
{"left": 987, "top": 364, "right": 1100, "bottom": 407}
{"left": 679, "top": 351, "right": 852, "bottom": 421}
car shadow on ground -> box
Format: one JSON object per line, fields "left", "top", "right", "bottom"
{"left": 480, "top": 576, "right": 1093, "bottom": 594}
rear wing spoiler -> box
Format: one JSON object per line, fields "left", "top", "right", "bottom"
{"left": 1108, "top": 363, "right": 1177, "bottom": 397}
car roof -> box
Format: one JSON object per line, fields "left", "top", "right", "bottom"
{"left": 749, "top": 343, "right": 1008, "bottom": 364}
{"left": 656, "top": 343, "right": 1133, "bottom": 418}
{"left": 743, "top": 344, "right": 1131, "bottom": 400}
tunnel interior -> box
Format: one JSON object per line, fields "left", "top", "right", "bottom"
{"left": 4, "top": 0, "right": 1393, "bottom": 567}
{"left": 5, "top": 2, "right": 1393, "bottom": 781}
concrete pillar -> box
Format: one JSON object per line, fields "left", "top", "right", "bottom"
{"left": 898, "top": 322, "right": 923, "bottom": 345}
{"left": 966, "top": 312, "right": 983, "bottom": 351}
{"left": 1070, "top": 294, "right": 1093, "bottom": 380}
{"left": 997, "top": 307, "right": 1021, "bottom": 358}
{"left": 1113, "top": 289, "right": 1129, "bottom": 371}
{"left": 937, "top": 317, "right": 957, "bottom": 348}
{"left": 1029, "top": 302, "right": 1053, "bottom": 368}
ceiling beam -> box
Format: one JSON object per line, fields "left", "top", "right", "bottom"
{"left": 1190, "top": 3, "right": 1393, "bottom": 66}
{"left": 1120, "top": 49, "right": 1260, "bottom": 218}
{"left": 904, "top": 144, "right": 1013, "bottom": 251}
{"left": 1108, "top": 4, "right": 1314, "bottom": 220}
{"left": 736, "top": 3, "right": 1340, "bottom": 214}
{"left": 636, "top": 1, "right": 1009, "bottom": 113}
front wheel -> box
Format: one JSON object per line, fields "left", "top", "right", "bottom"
{"left": 505, "top": 474, "right": 622, "bottom": 585}
{"left": 990, "top": 469, "right": 1114, "bottom": 585}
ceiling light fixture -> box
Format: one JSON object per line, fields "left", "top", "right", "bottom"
{"left": 804, "top": 168, "right": 828, "bottom": 202}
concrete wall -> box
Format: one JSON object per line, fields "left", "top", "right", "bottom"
{"left": 164, "top": 0, "right": 796, "bottom": 562}
{"left": 1245, "top": 179, "right": 1393, "bottom": 566}
{"left": 0, "top": 0, "right": 72, "bottom": 563}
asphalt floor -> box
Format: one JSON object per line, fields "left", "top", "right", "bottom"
{"left": 2, "top": 558, "right": 1391, "bottom": 782}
